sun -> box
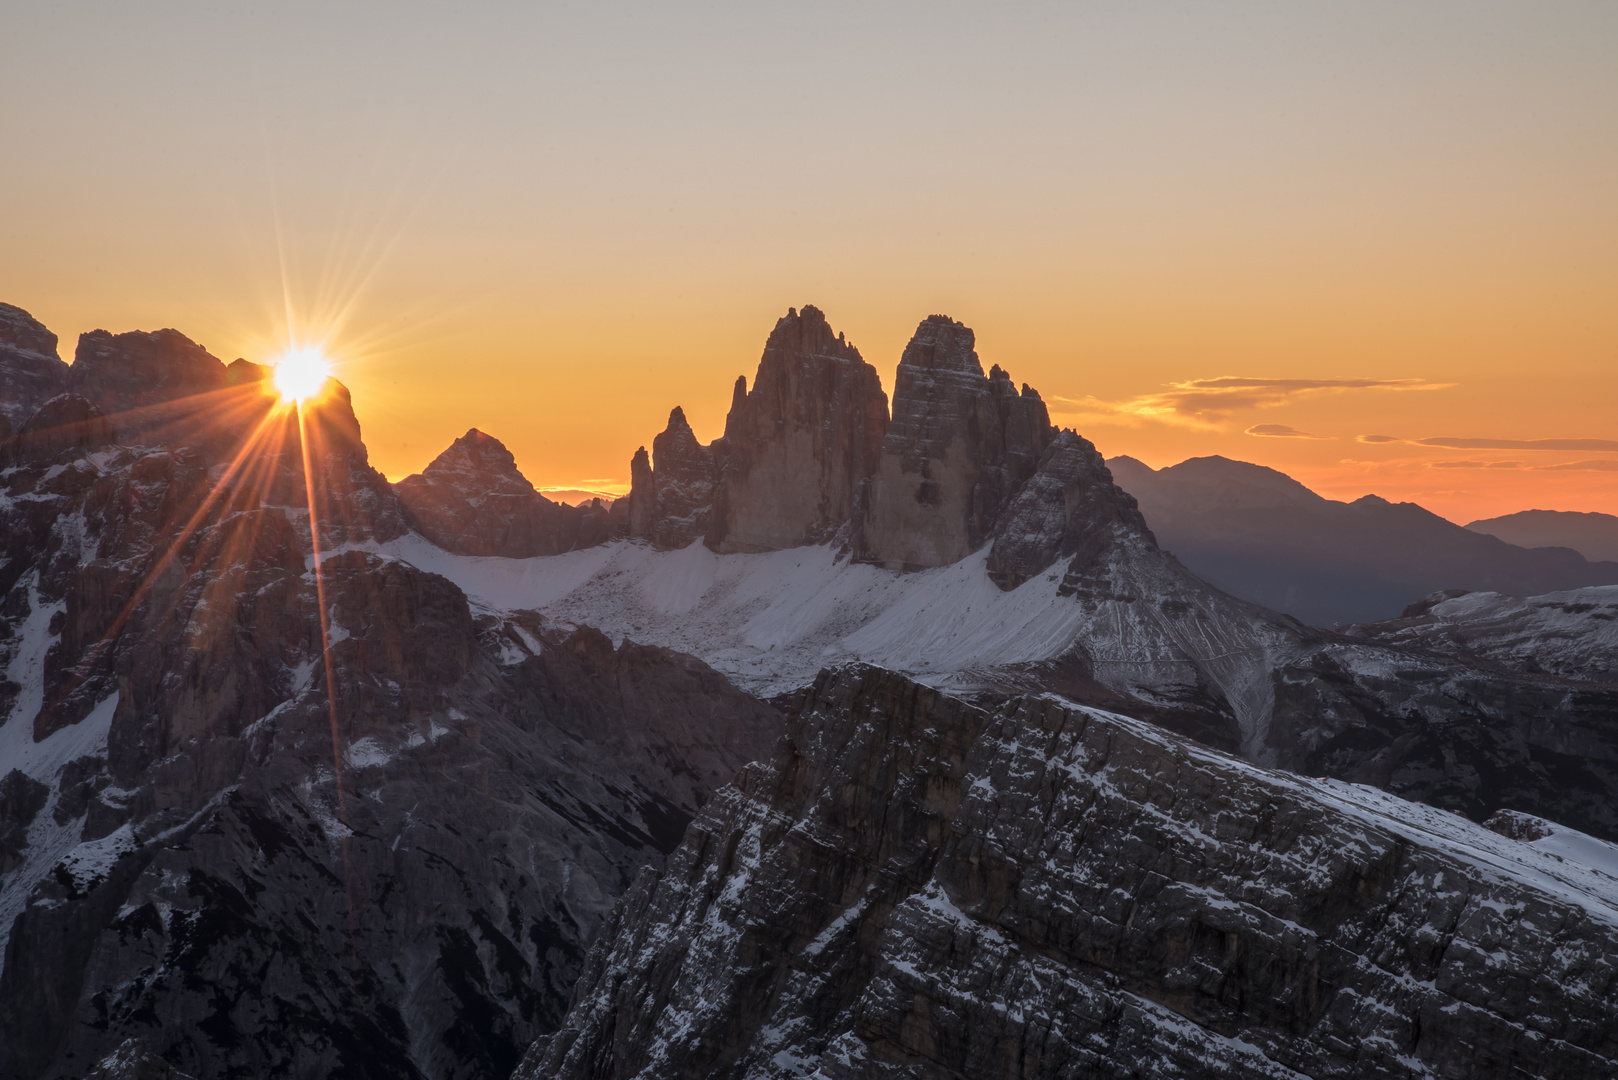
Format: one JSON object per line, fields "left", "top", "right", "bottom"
{"left": 273, "top": 348, "right": 331, "bottom": 403}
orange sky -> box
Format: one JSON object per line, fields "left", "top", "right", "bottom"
{"left": 4, "top": 3, "right": 1614, "bottom": 523}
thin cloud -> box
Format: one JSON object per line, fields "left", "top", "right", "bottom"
{"left": 1429, "top": 460, "right": 1522, "bottom": 470}
{"left": 1050, "top": 376, "right": 1448, "bottom": 430}
{"left": 1245, "top": 423, "right": 1331, "bottom": 439}
{"left": 1359, "top": 434, "right": 1618, "bottom": 452}
{"left": 1416, "top": 436, "right": 1618, "bottom": 452}
{"left": 1538, "top": 459, "right": 1618, "bottom": 472}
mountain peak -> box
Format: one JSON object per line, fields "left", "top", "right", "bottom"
{"left": 419, "top": 427, "right": 539, "bottom": 498}
{"left": 0, "top": 302, "right": 70, "bottom": 429}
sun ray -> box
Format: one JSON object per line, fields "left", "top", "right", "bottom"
{"left": 295, "top": 400, "right": 358, "bottom": 947}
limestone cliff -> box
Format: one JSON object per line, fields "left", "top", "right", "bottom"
{"left": 709, "top": 305, "right": 888, "bottom": 553}
{"left": 621, "top": 407, "right": 720, "bottom": 549}
{"left": 0, "top": 324, "right": 779, "bottom": 1079}
{"left": 855, "top": 315, "right": 1055, "bottom": 570}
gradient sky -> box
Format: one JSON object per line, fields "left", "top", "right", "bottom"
{"left": 4, "top": 1, "right": 1615, "bottom": 521}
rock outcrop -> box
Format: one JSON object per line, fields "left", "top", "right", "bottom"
{"left": 395, "top": 428, "right": 610, "bottom": 557}
{"left": 634, "top": 406, "right": 720, "bottom": 549}
{"left": 67, "top": 328, "right": 231, "bottom": 446}
{"left": 0, "top": 303, "right": 70, "bottom": 432}
{"left": 985, "top": 428, "right": 1155, "bottom": 590}
{"left": 0, "top": 317, "right": 782, "bottom": 1079}
{"left": 708, "top": 305, "right": 888, "bottom": 553}
{"left": 856, "top": 315, "right": 1055, "bottom": 571}
{"left": 523, "top": 665, "right": 1618, "bottom": 1080}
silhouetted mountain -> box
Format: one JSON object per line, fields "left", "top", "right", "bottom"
{"left": 0, "top": 303, "right": 70, "bottom": 435}
{"left": 1108, "top": 454, "right": 1618, "bottom": 626}
{"left": 1467, "top": 508, "right": 1618, "bottom": 564}
{"left": 395, "top": 428, "right": 611, "bottom": 557}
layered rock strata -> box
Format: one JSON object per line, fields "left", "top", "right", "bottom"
{"left": 856, "top": 315, "right": 1055, "bottom": 570}
{"left": 523, "top": 665, "right": 1618, "bottom": 1080}
{"left": 1344, "top": 585, "right": 1618, "bottom": 684}
{"left": 621, "top": 407, "right": 721, "bottom": 549}
{"left": 395, "top": 428, "right": 610, "bottom": 557}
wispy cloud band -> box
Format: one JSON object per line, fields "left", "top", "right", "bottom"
{"left": 1051, "top": 375, "right": 1448, "bottom": 429}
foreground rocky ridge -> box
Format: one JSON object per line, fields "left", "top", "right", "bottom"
{"left": 524, "top": 665, "right": 1618, "bottom": 1080}
{"left": 0, "top": 308, "right": 782, "bottom": 1079}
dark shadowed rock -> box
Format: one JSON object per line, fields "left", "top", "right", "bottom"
{"left": 523, "top": 665, "right": 1618, "bottom": 1080}
{"left": 986, "top": 428, "right": 1155, "bottom": 589}
{"left": 709, "top": 306, "right": 888, "bottom": 553}
{"left": 0, "top": 302, "right": 70, "bottom": 430}
{"left": 857, "top": 315, "right": 1054, "bottom": 570}
{"left": 68, "top": 329, "right": 230, "bottom": 445}
{"left": 395, "top": 428, "right": 610, "bottom": 557}
{"left": 2, "top": 394, "right": 116, "bottom": 467}
{"left": 623, "top": 407, "right": 719, "bottom": 550}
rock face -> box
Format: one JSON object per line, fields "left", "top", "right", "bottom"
{"left": 0, "top": 303, "right": 70, "bottom": 432}
{"left": 395, "top": 428, "right": 610, "bottom": 557}
{"left": 708, "top": 306, "right": 888, "bottom": 553}
{"left": 1108, "top": 455, "right": 1618, "bottom": 626}
{"left": 624, "top": 407, "right": 721, "bottom": 550}
{"left": 0, "top": 319, "right": 782, "bottom": 1080}
{"left": 523, "top": 665, "right": 1618, "bottom": 1080}
{"left": 984, "top": 428, "right": 1155, "bottom": 590}
{"left": 622, "top": 307, "right": 888, "bottom": 554}
{"left": 856, "top": 315, "right": 1054, "bottom": 571}
{"left": 67, "top": 328, "right": 230, "bottom": 445}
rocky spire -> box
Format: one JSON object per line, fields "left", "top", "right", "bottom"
{"left": 622, "top": 407, "right": 719, "bottom": 549}
{"left": 708, "top": 305, "right": 889, "bottom": 552}
{"left": 855, "top": 314, "right": 1054, "bottom": 570}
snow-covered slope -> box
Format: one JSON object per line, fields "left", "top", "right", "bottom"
{"left": 1347, "top": 585, "right": 1618, "bottom": 683}
{"left": 380, "top": 534, "right": 1302, "bottom": 750}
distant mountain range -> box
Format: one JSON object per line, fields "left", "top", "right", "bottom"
{"left": 1106, "top": 454, "right": 1618, "bottom": 627}
{"left": 1467, "top": 508, "right": 1618, "bottom": 563}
